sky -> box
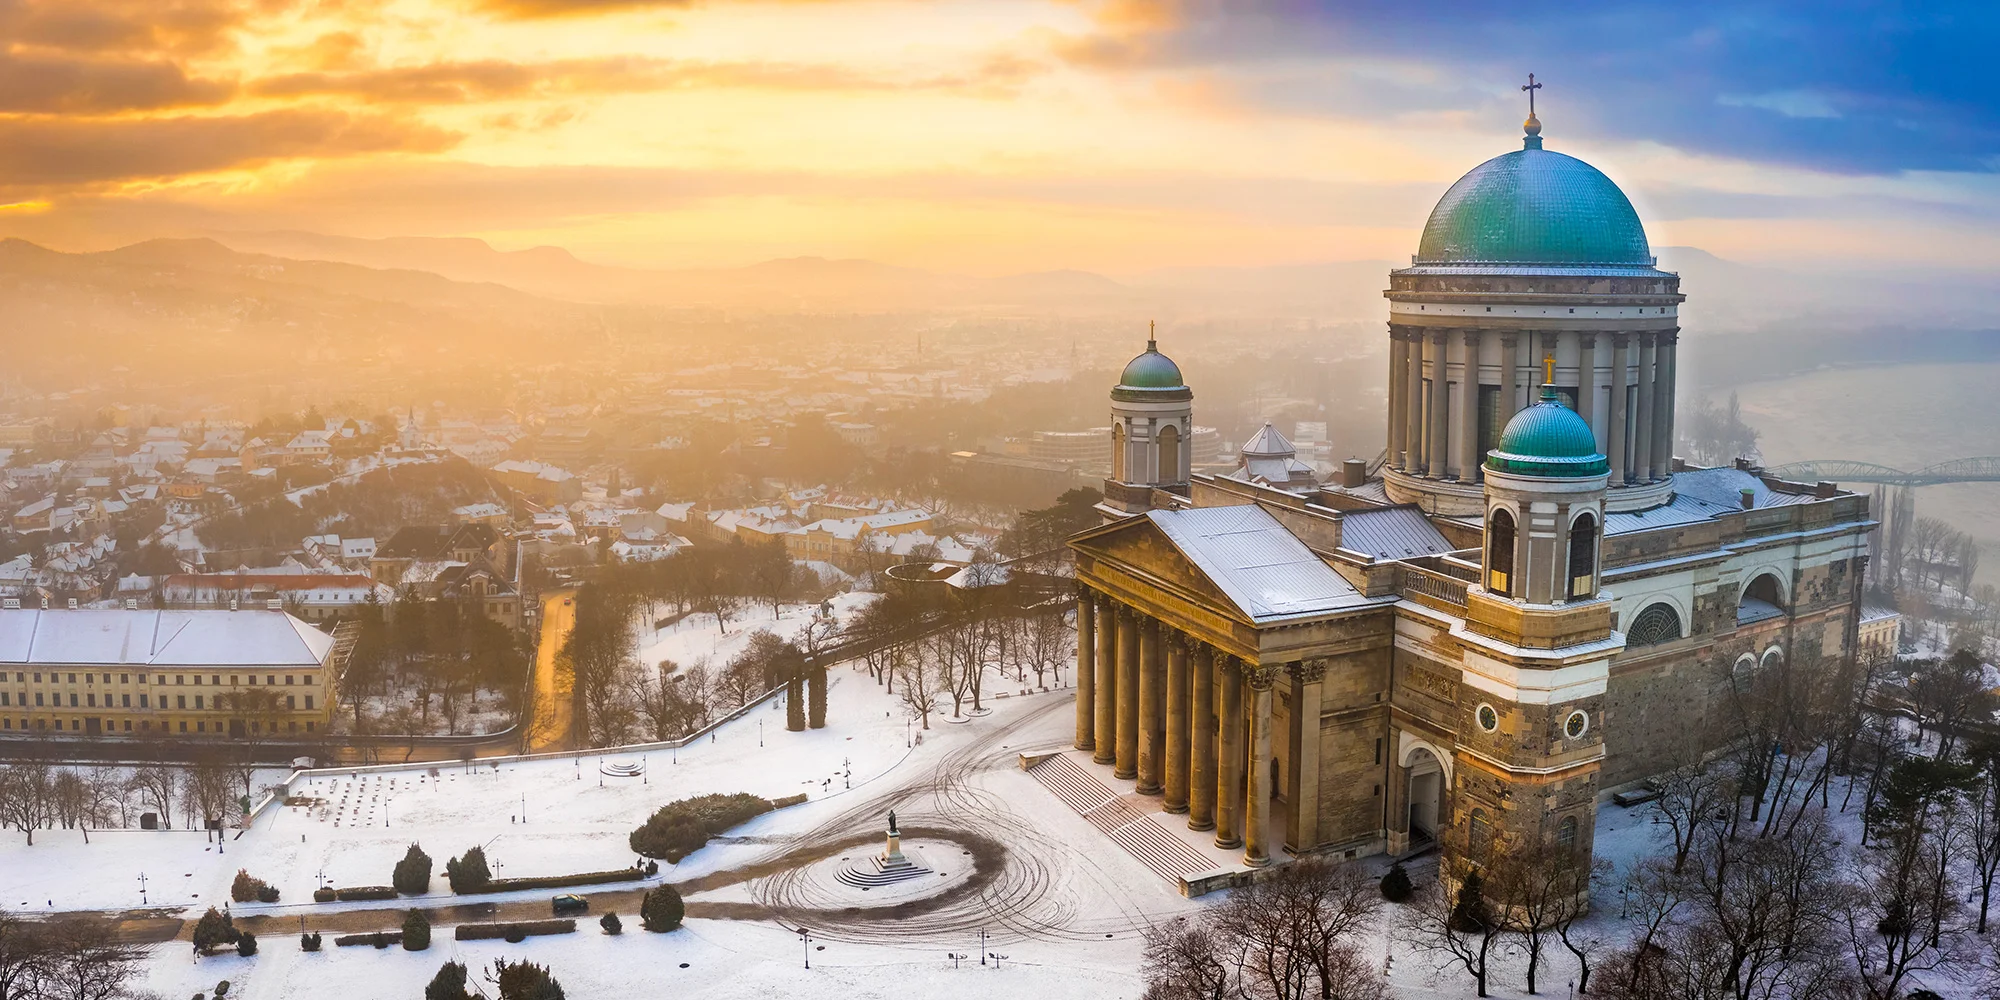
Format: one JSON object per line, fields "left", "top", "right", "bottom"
{"left": 3, "top": 0, "right": 2000, "bottom": 274}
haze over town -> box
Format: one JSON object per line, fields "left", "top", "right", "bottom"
{"left": 0, "top": 3, "right": 1998, "bottom": 1000}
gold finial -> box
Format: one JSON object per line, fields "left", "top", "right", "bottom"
{"left": 1522, "top": 73, "right": 1544, "bottom": 146}
{"left": 1543, "top": 352, "right": 1555, "bottom": 385}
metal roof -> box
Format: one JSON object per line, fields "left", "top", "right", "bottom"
{"left": 1338, "top": 506, "right": 1454, "bottom": 560}
{"left": 0, "top": 609, "right": 334, "bottom": 667}
{"left": 1145, "top": 506, "right": 1366, "bottom": 623}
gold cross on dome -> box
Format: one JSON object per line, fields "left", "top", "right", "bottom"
{"left": 1544, "top": 352, "right": 1556, "bottom": 384}
{"left": 1522, "top": 73, "right": 1542, "bottom": 115}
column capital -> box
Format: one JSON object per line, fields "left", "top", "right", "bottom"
{"left": 1500, "top": 332, "right": 1518, "bottom": 348}
{"left": 1428, "top": 328, "right": 1447, "bottom": 344}
{"left": 1578, "top": 331, "right": 1597, "bottom": 347}
{"left": 1244, "top": 663, "right": 1279, "bottom": 691}
{"left": 1290, "top": 658, "right": 1328, "bottom": 684}
{"left": 1659, "top": 328, "right": 1680, "bottom": 345}
{"left": 1074, "top": 580, "right": 1094, "bottom": 601}
{"left": 1161, "top": 629, "right": 1187, "bottom": 652}
{"left": 1610, "top": 331, "right": 1630, "bottom": 348}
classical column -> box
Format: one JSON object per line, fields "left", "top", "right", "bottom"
{"left": 1243, "top": 664, "right": 1276, "bottom": 867}
{"left": 1093, "top": 596, "right": 1117, "bottom": 764}
{"left": 1577, "top": 332, "right": 1597, "bottom": 446}
{"left": 1653, "top": 330, "right": 1677, "bottom": 479}
{"left": 1456, "top": 329, "right": 1479, "bottom": 480}
{"left": 1137, "top": 619, "right": 1163, "bottom": 795}
{"left": 1188, "top": 644, "right": 1216, "bottom": 831}
{"left": 1074, "top": 586, "right": 1095, "bottom": 752}
{"left": 1286, "top": 659, "right": 1325, "bottom": 852}
{"left": 1500, "top": 333, "right": 1519, "bottom": 425}
{"left": 1213, "top": 656, "right": 1244, "bottom": 849}
{"left": 1635, "top": 332, "right": 1657, "bottom": 481}
{"left": 1164, "top": 632, "right": 1190, "bottom": 813}
{"left": 1115, "top": 607, "right": 1139, "bottom": 780}
{"left": 1388, "top": 330, "right": 1408, "bottom": 470}
{"left": 1426, "top": 330, "right": 1449, "bottom": 477}
{"left": 1405, "top": 330, "right": 1426, "bottom": 473}
{"left": 1608, "top": 333, "right": 1629, "bottom": 485}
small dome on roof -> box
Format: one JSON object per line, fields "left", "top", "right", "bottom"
{"left": 1240, "top": 422, "right": 1295, "bottom": 458}
{"left": 1486, "top": 385, "right": 1608, "bottom": 479}
{"left": 1119, "top": 338, "right": 1184, "bottom": 389}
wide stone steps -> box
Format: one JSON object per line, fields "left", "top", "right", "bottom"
{"left": 1029, "top": 753, "right": 1213, "bottom": 885}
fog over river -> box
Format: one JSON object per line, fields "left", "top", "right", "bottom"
{"left": 1715, "top": 361, "right": 2000, "bottom": 586}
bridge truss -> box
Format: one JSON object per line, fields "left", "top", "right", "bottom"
{"left": 1764, "top": 457, "right": 2000, "bottom": 486}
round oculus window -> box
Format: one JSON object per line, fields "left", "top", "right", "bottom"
{"left": 1476, "top": 704, "right": 1499, "bottom": 733}
{"left": 1564, "top": 710, "right": 1589, "bottom": 739}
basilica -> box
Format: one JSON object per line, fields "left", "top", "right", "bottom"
{"left": 1064, "top": 110, "right": 1873, "bottom": 880}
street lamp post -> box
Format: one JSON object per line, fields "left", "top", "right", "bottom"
{"left": 798, "top": 927, "right": 812, "bottom": 969}
{"left": 137, "top": 872, "right": 147, "bottom": 905}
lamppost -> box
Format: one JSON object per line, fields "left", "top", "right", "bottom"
{"left": 137, "top": 872, "right": 147, "bottom": 905}
{"left": 798, "top": 927, "right": 812, "bottom": 969}
{"left": 978, "top": 928, "right": 987, "bottom": 965}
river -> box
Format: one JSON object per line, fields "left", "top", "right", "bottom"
{"left": 1715, "top": 361, "right": 2000, "bottom": 586}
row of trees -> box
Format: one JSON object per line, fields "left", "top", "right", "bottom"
{"left": 341, "top": 592, "right": 532, "bottom": 738}
{"left": 0, "top": 761, "right": 254, "bottom": 844}
{"left": 0, "top": 914, "right": 147, "bottom": 1000}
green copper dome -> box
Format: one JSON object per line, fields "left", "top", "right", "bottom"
{"left": 1118, "top": 340, "right": 1184, "bottom": 389}
{"left": 1487, "top": 386, "right": 1609, "bottom": 478}
{"left": 1415, "top": 137, "right": 1653, "bottom": 268}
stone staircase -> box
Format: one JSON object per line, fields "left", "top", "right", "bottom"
{"left": 1028, "top": 753, "right": 1213, "bottom": 886}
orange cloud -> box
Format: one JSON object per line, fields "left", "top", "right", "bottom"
{"left": 469, "top": 0, "right": 843, "bottom": 19}
{"left": 0, "top": 110, "right": 460, "bottom": 190}
{"left": 0, "top": 52, "right": 236, "bottom": 113}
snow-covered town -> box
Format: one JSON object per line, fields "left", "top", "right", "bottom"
{"left": 8, "top": 6, "right": 2000, "bottom": 1000}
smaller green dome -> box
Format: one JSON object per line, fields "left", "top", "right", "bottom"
{"left": 1487, "top": 385, "right": 1608, "bottom": 478}
{"left": 1118, "top": 339, "right": 1184, "bottom": 389}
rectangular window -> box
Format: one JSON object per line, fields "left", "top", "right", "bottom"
{"left": 122, "top": 694, "right": 130, "bottom": 708}
{"left": 86, "top": 694, "right": 95, "bottom": 708}
{"left": 231, "top": 675, "right": 240, "bottom": 686}
{"left": 266, "top": 676, "right": 275, "bottom": 686}
{"left": 176, "top": 695, "right": 186, "bottom": 709}
{"left": 178, "top": 721, "right": 187, "bottom": 733}
{"left": 248, "top": 675, "right": 257, "bottom": 685}
{"left": 196, "top": 721, "right": 205, "bottom": 733}
{"left": 1375, "top": 738, "right": 1383, "bottom": 765}
{"left": 32, "top": 673, "right": 40, "bottom": 683}
{"left": 83, "top": 674, "right": 93, "bottom": 684}
{"left": 2, "top": 719, "right": 8, "bottom": 729}
{"left": 66, "top": 673, "right": 75, "bottom": 683}
{"left": 306, "top": 674, "right": 316, "bottom": 687}
{"left": 0, "top": 694, "right": 7, "bottom": 706}
{"left": 305, "top": 721, "right": 314, "bottom": 732}
{"left": 122, "top": 720, "right": 131, "bottom": 732}
{"left": 192, "top": 675, "right": 202, "bottom": 686}
{"left": 70, "top": 719, "right": 79, "bottom": 731}
{"left": 140, "top": 694, "right": 149, "bottom": 708}
{"left": 68, "top": 693, "right": 77, "bottom": 707}
{"left": 286, "top": 695, "right": 296, "bottom": 710}
{"left": 285, "top": 675, "right": 295, "bottom": 686}
{"left": 175, "top": 675, "right": 184, "bottom": 685}
{"left": 304, "top": 695, "right": 314, "bottom": 710}
{"left": 120, "top": 674, "right": 128, "bottom": 684}
{"left": 34, "top": 693, "right": 43, "bottom": 707}
{"left": 211, "top": 675, "right": 220, "bottom": 686}
{"left": 194, "top": 695, "right": 203, "bottom": 710}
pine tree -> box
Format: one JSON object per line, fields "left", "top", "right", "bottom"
{"left": 235, "top": 931, "right": 258, "bottom": 957}
{"left": 393, "top": 843, "right": 433, "bottom": 894}
{"left": 807, "top": 661, "right": 827, "bottom": 729}
{"left": 403, "top": 910, "right": 432, "bottom": 951}
{"left": 640, "top": 884, "right": 684, "bottom": 932}
{"left": 425, "top": 960, "right": 472, "bottom": 1000}
{"left": 445, "top": 846, "right": 491, "bottom": 892}
{"left": 785, "top": 668, "right": 806, "bottom": 731}
{"left": 191, "top": 907, "right": 239, "bottom": 954}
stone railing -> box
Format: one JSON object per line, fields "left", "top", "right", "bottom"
{"left": 1400, "top": 565, "right": 1469, "bottom": 613}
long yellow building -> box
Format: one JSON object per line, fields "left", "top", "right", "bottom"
{"left": 0, "top": 609, "right": 339, "bottom": 738}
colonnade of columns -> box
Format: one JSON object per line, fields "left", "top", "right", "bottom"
{"left": 1072, "top": 585, "right": 1290, "bottom": 867}
{"left": 1388, "top": 326, "right": 1677, "bottom": 484}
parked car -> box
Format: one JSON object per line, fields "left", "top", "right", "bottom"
{"left": 551, "top": 894, "right": 588, "bottom": 915}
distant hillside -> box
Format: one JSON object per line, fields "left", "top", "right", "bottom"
{"left": 0, "top": 237, "right": 593, "bottom": 384}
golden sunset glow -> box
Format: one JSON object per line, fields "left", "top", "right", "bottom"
{"left": 6, "top": 0, "right": 2000, "bottom": 273}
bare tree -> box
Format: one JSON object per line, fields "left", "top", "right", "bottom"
{"left": 1906, "top": 649, "right": 1995, "bottom": 760}
{"left": 0, "top": 764, "right": 54, "bottom": 845}
{"left": 1141, "top": 859, "right": 1384, "bottom": 1000}
{"left": 1485, "top": 840, "right": 1607, "bottom": 995}
{"left": 1139, "top": 916, "right": 1231, "bottom": 1000}
{"left": 1653, "top": 744, "right": 1735, "bottom": 874}
{"left": 1844, "top": 756, "right": 1978, "bottom": 1000}
{"left": 1408, "top": 862, "right": 1505, "bottom": 998}
{"left": 894, "top": 646, "right": 939, "bottom": 730}
{"left": 1967, "top": 737, "right": 2000, "bottom": 933}
{"left": 125, "top": 766, "right": 177, "bottom": 830}
{"left": 33, "top": 918, "right": 147, "bottom": 1000}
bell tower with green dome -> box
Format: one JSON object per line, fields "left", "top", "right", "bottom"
{"left": 1447, "top": 371, "right": 1621, "bottom": 878}
{"left": 1102, "top": 326, "right": 1194, "bottom": 514}
{"left": 1382, "top": 89, "right": 1685, "bottom": 518}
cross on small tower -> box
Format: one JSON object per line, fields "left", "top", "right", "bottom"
{"left": 1544, "top": 352, "right": 1556, "bottom": 385}
{"left": 1522, "top": 73, "right": 1542, "bottom": 116}
{"left": 1148, "top": 319, "right": 1156, "bottom": 350}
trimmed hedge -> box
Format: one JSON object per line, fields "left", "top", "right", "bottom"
{"left": 453, "top": 919, "right": 575, "bottom": 941}
{"left": 455, "top": 866, "right": 646, "bottom": 895}
{"left": 629, "top": 793, "right": 775, "bottom": 862}
{"left": 332, "top": 931, "right": 404, "bottom": 948}
{"left": 334, "top": 886, "right": 397, "bottom": 902}
{"left": 312, "top": 888, "right": 336, "bottom": 903}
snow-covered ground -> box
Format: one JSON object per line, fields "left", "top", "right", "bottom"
{"left": 635, "top": 592, "right": 878, "bottom": 675}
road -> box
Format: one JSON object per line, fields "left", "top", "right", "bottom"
{"left": 527, "top": 589, "right": 577, "bottom": 753}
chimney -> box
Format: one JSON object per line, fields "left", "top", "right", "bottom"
{"left": 1815, "top": 480, "right": 1840, "bottom": 498}
{"left": 1340, "top": 459, "right": 1367, "bottom": 489}
{"left": 1739, "top": 488, "right": 1755, "bottom": 510}
{"left": 1734, "top": 457, "right": 1750, "bottom": 471}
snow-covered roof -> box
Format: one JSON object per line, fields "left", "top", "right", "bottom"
{"left": 1240, "top": 422, "right": 1296, "bottom": 458}
{"left": 1143, "top": 506, "right": 1366, "bottom": 623}
{"left": 0, "top": 609, "right": 334, "bottom": 667}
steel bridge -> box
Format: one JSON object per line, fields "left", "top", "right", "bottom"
{"left": 1763, "top": 457, "right": 2000, "bottom": 486}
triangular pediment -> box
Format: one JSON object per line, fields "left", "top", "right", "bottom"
{"left": 1072, "top": 514, "right": 1247, "bottom": 621}
{"left": 1071, "top": 505, "right": 1366, "bottom": 625}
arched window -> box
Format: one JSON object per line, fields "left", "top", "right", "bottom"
{"left": 1111, "top": 424, "right": 1126, "bottom": 481}
{"left": 1739, "top": 573, "right": 1786, "bottom": 624}
{"left": 1557, "top": 815, "right": 1578, "bottom": 851}
{"left": 1567, "top": 511, "right": 1597, "bottom": 600}
{"left": 1468, "top": 808, "right": 1493, "bottom": 858}
{"left": 1487, "top": 508, "right": 1516, "bottom": 596}
{"left": 1626, "top": 603, "right": 1683, "bottom": 646}
{"left": 1157, "top": 424, "right": 1181, "bottom": 483}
